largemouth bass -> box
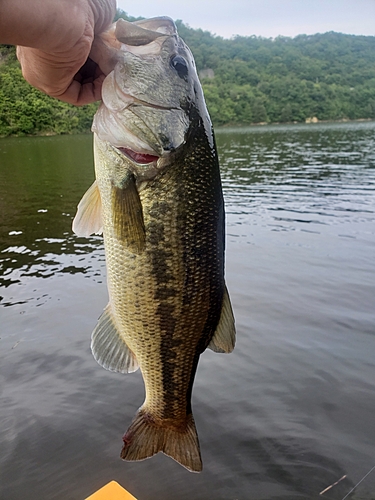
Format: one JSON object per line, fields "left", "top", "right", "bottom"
{"left": 73, "top": 17, "right": 235, "bottom": 473}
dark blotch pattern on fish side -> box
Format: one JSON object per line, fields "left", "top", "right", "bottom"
{"left": 149, "top": 247, "right": 175, "bottom": 285}
{"left": 148, "top": 200, "right": 170, "bottom": 217}
{"left": 142, "top": 111, "right": 225, "bottom": 422}
{"left": 145, "top": 197, "right": 182, "bottom": 419}
{"left": 158, "top": 304, "right": 184, "bottom": 420}
{"left": 154, "top": 285, "right": 177, "bottom": 300}
{"left": 147, "top": 219, "right": 176, "bottom": 286}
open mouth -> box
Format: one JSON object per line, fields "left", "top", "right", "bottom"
{"left": 118, "top": 147, "right": 159, "bottom": 164}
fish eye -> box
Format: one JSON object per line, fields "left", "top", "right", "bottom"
{"left": 170, "top": 55, "right": 188, "bottom": 79}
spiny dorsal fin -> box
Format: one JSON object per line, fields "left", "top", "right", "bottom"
{"left": 208, "top": 285, "right": 236, "bottom": 354}
{"left": 72, "top": 180, "right": 103, "bottom": 237}
{"left": 111, "top": 175, "right": 146, "bottom": 253}
{"left": 91, "top": 303, "right": 139, "bottom": 373}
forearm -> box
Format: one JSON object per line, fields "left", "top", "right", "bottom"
{"left": 0, "top": 0, "right": 89, "bottom": 50}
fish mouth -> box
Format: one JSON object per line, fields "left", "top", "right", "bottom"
{"left": 118, "top": 147, "right": 160, "bottom": 164}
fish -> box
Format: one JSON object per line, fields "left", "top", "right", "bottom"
{"left": 72, "top": 16, "right": 235, "bottom": 473}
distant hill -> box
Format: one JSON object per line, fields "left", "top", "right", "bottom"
{"left": 1, "top": 11, "right": 375, "bottom": 136}
{"left": 175, "top": 22, "right": 375, "bottom": 125}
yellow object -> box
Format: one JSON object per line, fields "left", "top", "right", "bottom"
{"left": 85, "top": 481, "right": 137, "bottom": 500}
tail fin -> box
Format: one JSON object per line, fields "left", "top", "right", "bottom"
{"left": 120, "top": 409, "right": 202, "bottom": 472}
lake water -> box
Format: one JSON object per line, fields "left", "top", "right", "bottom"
{"left": 0, "top": 121, "right": 375, "bottom": 500}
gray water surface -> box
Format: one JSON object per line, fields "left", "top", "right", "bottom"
{"left": 1, "top": 122, "right": 375, "bottom": 499}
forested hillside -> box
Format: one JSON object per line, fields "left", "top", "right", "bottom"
{"left": 1, "top": 10, "right": 375, "bottom": 136}
{"left": 176, "top": 23, "right": 375, "bottom": 125}
{"left": 0, "top": 45, "right": 98, "bottom": 136}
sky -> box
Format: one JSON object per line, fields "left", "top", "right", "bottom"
{"left": 116, "top": 0, "right": 375, "bottom": 39}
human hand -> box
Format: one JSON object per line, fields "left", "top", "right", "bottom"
{"left": 15, "top": 0, "right": 116, "bottom": 105}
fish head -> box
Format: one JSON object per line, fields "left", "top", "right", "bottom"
{"left": 91, "top": 17, "right": 212, "bottom": 181}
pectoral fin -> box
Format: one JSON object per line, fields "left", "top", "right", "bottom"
{"left": 72, "top": 180, "right": 103, "bottom": 237}
{"left": 208, "top": 286, "right": 236, "bottom": 354}
{"left": 111, "top": 174, "right": 146, "bottom": 253}
{"left": 91, "top": 303, "right": 139, "bottom": 373}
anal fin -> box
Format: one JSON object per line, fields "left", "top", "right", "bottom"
{"left": 91, "top": 303, "right": 139, "bottom": 373}
{"left": 208, "top": 285, "right": 236, "bottom": 354}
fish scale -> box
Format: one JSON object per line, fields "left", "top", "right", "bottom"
{"left": 108, "top": 152, "right": 218, "bottom": 419}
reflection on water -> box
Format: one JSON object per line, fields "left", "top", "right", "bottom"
{"left": 1, "top": 123, "right": 375, "bottom": 499}
{"left": 217, "top": 122, "right": 375, "bottom": 233}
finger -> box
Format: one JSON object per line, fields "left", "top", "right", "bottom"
{"left": 90, "top": 0, "right": 117, "bottom": 34}
{"left": 17, "top": 45, "right": 89, "bottom": 96}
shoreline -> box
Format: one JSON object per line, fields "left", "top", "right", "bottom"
{"left": 0, "top": 117, "right": 374, "bottom": 139}
{"left": 218, "top": 117, "right": 374, "bottom": 128}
